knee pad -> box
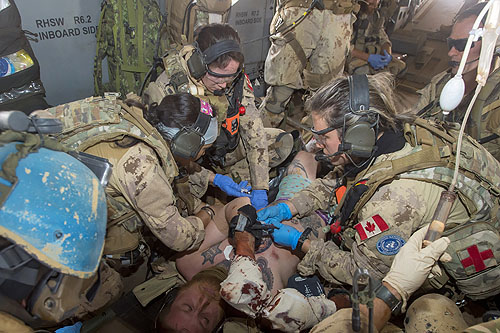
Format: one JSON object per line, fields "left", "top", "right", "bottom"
{"left": 263, "top": 86, "right": 295, "bottom": 114}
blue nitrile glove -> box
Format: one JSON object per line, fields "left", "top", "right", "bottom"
{"left": 368, "top": 53, "right": 386, "bottom": 70}
{"left": 380, "top": 50, "right": 393, "bottom": 66}
{"left": 257, "top": 202, "right": 292, "bottom": 226}
{"left": 250, "top": 189, "right": 268, "bottom": 210}
{"left": 56, "top": 322, "right": 82, "bottom": 333}
{"left": 272, "top": 224, "right": 302, "bottom": 250}
{"left": 213, "top": 174, "right": 251, "bottom": 197}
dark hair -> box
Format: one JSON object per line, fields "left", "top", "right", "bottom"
{"left": 144, "top": 93, "right": 201, "bottom": 130}
{"left": 306, "top": 73, "right": 415, "bottom": 134}
{"left": 195, "top": 23, "right": 244, "bottom": 68}
{"left": 455, "top": 2, "right": 487, "bottom": 26}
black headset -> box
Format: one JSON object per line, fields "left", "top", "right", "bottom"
{"left": 169, "top": 108, "right": 215, "bottom": 160}
{"left": 339, "top": 74, "right": 379, "bottom": 158}
{"left": 187, "top": 40, "right": 242, "bottom": 80}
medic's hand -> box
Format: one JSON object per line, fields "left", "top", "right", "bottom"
{"left": 250, "top": 189, "right": 268, "bottom": 210}
{"left": 272, "top": 224, "right": 302, "bottom": 250}
{"left": 55, "top": 322, "right": 83, "bottom": 333}
{"left": 213, "top": 174, "right": 252, "bottom": 197}
{"left": 257, "top": 202, "right": 292, "bottom": 226}
{"left": 368, "top": 53, "right": 387, "bottom": 70}
{"left": 382, "top": 226, "right": 451, "bottom": 310}
{"left": 380, "top": 50, "right": 393, "bottom": 66}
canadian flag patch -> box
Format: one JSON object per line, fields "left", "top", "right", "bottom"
{"left": 354, "top": 215, "right": 389, "bottom": 241}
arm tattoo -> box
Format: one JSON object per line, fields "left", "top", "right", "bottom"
{"left": 256, "top": 257, "right": 274, "bottom": 291}
{"left": 286, "top": 160, "right": 309, "bottom": 178}
{"left": 201, "top": 243, "right": 223, "bottom": 265}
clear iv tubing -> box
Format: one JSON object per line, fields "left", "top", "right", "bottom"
{"left": 450, "top": 0, "right": 499, "bottom": 192}
{"left": 424, "top": 0, "right": 499, "bottom": 245}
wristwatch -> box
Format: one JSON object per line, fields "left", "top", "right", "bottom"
{"left": 374, "top": 281, "right": 402, "bottom": 315}
{"left": 297, "top": 227, "right": 312, "bottom": 252}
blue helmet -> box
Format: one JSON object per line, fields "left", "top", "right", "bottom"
{"left": 0, "top": 142, "right": 107, "bottom": 278}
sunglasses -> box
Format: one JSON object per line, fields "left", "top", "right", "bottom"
{"left": 446, "top": 37, "right": 479, "bottom": 52}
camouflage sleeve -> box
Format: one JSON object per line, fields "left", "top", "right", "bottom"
{"left": 462, "top": 318, "right": 500, "bottom": 332}
{"left": 414, "top": 82, "right": 433, "bottom": 112}
{"left": 114, "top": 143, "right": 205, "bottom": 252}
{"left": 378, "top": 19, "right": 391, "bottom": 48}
{"left": 298, "top": 179, "right": 470, "bottom": 285}
{"left": 188, "top": 166, "right": 213, "bottom": 199}
{"left": 352, "top": 178, "right": 469, "bottom": 273}
{"left": 297, "top": 239, "right": 361, "bottom": 285}
{"left": 289, "top": 173, "right": 342, "bottom": 217}
{"left": 239, "top": 76, "right": 270, "bottom": 190}
{"left": 220, "top": 255, "right": 336, "bottom": 331}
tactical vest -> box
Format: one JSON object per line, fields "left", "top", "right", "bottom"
{"left": 42, "top": 94, "right": 178, "bottom": 256}
{"left": 335, "top": 118, "right": 500, "bottom": 300}
{"left": 352, "top": 11, "right": 385, "bottom": 54}
{"left": 155, "top": 47, "right": 244, "bottom": 166}
{"left": 420, "top": 67, "right": 500, "bottom": 141}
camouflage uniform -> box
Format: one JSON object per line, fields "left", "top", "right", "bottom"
{"left": 260, "top": 0, "right": 354, "bottom": 127}
{"left": 416, "top": 67, "right": 500, "bottom": 161}
{"left": 288, "top": 120, "right": 500, "bottom": 288}
{"left": 145, "top": 45, "right": 277, "bottom": 191}
{"left": 346, "top": 10, "right": 406, "bottom": 76}
{"left": 38, "top": 94, "right": 206, "bottom": 253}
{"left": 220, "top": 255, "right": 337, "bottom": 332}
{"left": 464, "top": 319, "right": 500, "bottom": 332}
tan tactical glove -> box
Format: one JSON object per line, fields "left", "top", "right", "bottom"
{"left": 382, "top": 226, "right": 451, "bottom": 311}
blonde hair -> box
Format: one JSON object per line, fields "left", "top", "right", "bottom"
{"left": 306, "top": 73, "right": 414, "bottom": 133}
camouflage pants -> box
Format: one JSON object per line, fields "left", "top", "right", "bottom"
{"left": 346, "top": 57, "right": 407, "bottom": 77}
{"left": 219, "top": 128, "right": 292, "bottom": 183}
{"left": 264, "top": 8, "right": 352, "bottom": 89}
{"left": 220, "top": 255, "right": 336, "bottom": 331}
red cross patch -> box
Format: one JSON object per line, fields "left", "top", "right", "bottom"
{"left": 459, "top": 244, "right": 496, "bottom": 274}
{"left": 354, "top": 214, "right": 389, "bottom": 241}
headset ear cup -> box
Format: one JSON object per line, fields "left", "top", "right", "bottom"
{"left": 187, "top": 44, "right": 207, "bottom": 80}
{"left": 171, "top": 129, "right": 204, "bottom": 159}
{"left": 343, "top": 121, "right": 376, "bottom": 158}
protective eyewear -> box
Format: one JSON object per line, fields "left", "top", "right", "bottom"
{"left": 446, "top": 37, "right": 478, "bottom": 52}
{"left": 205, "top": 66, "right": 242, "bottom": 85}
{"left": 311, "top": 126, "right": 336, "bottom": 145}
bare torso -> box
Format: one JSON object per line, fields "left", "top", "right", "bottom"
{"left": 176, "top": 202, "right": 326, "bottom": 296}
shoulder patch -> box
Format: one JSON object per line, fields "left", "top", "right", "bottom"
{"left": 354, "top": 214, "right": 389, "bottom": 241}
{"left": 376, "top": 235, "right": 406, "bottom": 256}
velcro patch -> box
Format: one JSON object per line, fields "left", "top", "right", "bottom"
{"left": 458, "top": 243, "right": 496, "bottom": 275}
{"left": 354, "top": 214, "right": 389, "bottom": 241}
{"left": 376, "top": 235, "right": 406, "bottom": 256}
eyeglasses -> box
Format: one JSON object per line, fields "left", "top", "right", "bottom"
{"left": 311, "top": 126, "right": 336, "bottom": 145}
{"left": 446, "top": 37, "right": 479, "bottom": 52}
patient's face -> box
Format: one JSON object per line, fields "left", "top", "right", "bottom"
{"left": 159, "top": 282, "right": 224, "bottom": 333}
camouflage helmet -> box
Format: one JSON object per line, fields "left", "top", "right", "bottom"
{"left": 404, "top": 294, "right": 468, "bottom": 333}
